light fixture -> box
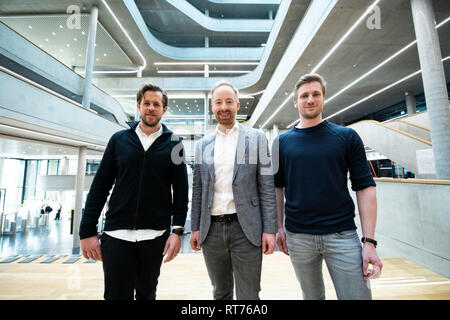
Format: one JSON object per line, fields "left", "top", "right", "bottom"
{"left": 320, "top": 56, "right": 450, "bottom": 122}
{"left": 264, "top": 8, "right": 449, "bottom": 130}
{"left": 154, "top": 62, "right": 259, "bottom": 66}
{"left": 102, "top": 0, "right": 146, "bottom": 70}
{"left": 311, "top": 0, "right": 381, "bottom": 73}
{"left": 156, "top": 70, "right": 251, "bottom": 74}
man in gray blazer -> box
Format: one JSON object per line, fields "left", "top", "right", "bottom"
{"left": 190, "top": 80, "right": 277, "bottom": 300}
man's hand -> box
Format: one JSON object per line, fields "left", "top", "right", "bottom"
{"left": 276, "top": 228, "right": 289, "bottom": 255}
{"left": 362, "top": 243, "right": 383, "bottom": 280}
{"left": 262, "top": 233, "right": 276, "bottom": 255}
{"left": 190, "top": 230, "right": 202, "bottom": 251}
{"left": 163, "top": 233, "right": 182, "bottom": 263}
{"left": 81, "top": 235, "right": 102, "bottom": 261}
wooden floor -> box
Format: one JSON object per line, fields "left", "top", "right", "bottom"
{"left": 0, "top": 252, "right": 449, "bottom": 300}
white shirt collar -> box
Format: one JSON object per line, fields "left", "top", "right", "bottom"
{"left": 136, "top": 122, "right": 163, "bottom": 138}
{"left": 215, "top": 121, "right": 239, "bottom": 136}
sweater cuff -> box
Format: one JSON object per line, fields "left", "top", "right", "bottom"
{"left": 79, "top": 223, "right": 99, "bottom": 240}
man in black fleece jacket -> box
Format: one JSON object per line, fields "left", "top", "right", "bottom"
{"left": 79, "top": 84, "right": 188, "bottom": 300}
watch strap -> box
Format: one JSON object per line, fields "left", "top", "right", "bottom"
{"left": 361, "top": 237, "right": 377, "bottom": 248}
{"left": 172, "top": 228, "right": 184, "bottom": 236}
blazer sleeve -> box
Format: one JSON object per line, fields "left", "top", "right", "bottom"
{"left": 256, "top": 131, "right": 278, "bottom": 234}
{"left": 190, "top": 140, "right": 203, "bottom": 231}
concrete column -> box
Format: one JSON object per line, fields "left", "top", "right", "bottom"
{"left": 81, "top": 6, "right": 98, "bottom": 110}
{"left": 273, "top": 124, "right": 279, "bottom": 137}
{"left": 204, "top": 92, "right": 209, "bottom": 135}
{"left": 405, "top": 92, "right": 416, "bottom": 115}
{"left": 0, "top": 157, "right": 4, "bottom": 187}
{"left": 411, "top": 0, "right": 450, "bottom": 179}
{"left": 72, "top": 146, "right": 86, "bottom": 252}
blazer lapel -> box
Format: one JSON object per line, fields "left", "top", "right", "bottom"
{"left": 203, "top": 134, "right": 216, "bottom": 182}
{"left": 233, "top": 125, "right": 248, "bottom": 182}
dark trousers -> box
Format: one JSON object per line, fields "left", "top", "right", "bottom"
{"left": 100, "top": 231, "right": 169, "bottom": 300}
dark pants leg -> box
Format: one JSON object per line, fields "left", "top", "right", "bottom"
{"left": 202, "top": 220, "right": 262, "bottom": 300}
{"left": 100, "top": 232, "right": 168, "bottom": 300}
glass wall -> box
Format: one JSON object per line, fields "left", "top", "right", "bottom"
{"left": 0, "top": 159, "right": 25, "bottom": 214}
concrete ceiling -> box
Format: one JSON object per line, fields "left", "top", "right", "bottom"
{"left": 251, "top": 0, "right": 450, "bottom": 129}
{"left": 0, "top": 0, "right": 448, "bottom": 133}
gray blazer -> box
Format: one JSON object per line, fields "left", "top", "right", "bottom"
{"left": 191, "top": 124, "right": 277, "bottom": 246}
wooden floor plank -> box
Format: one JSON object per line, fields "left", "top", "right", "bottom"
{"left": 0, "top": 253, "right": 448, "bottom": 300}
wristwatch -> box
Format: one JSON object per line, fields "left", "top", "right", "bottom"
{"left": 361, "top": 237, "right": 378, "bottom": 248}
{"left": 172, "top": 228, "right": 184, "bottom": 236}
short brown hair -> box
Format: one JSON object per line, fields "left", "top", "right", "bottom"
{"left": 210, "top": 80, "right": 239, "bottom": 102}
{"left": 136, "top": 84, "right": 168, "bottom": 107}
{"left": 293, "top": 73, "right": 326, "bottom": 101}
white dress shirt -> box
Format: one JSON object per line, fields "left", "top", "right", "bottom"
{"left": 105, "top": 123, "right": 178, "bottom": 242}
{"left": 211, "top": 121, "right": 239, "bottom": 216}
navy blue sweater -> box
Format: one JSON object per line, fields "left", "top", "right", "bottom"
{"left": 79, "top": 122, "right": 188, "bottom": 240}
{"left": 273, "top": 120, "right": 375, "bottom": 234}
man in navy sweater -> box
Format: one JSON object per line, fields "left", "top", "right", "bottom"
{"left": 79, "top": 84, "right": 188, "bottom": 300}
{"left": 273, "top": 74, "right": 383, "bottom": 300}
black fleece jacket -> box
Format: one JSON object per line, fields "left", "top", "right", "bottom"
{"left": 79, "top": 122, "right": 189, "bottom": 240}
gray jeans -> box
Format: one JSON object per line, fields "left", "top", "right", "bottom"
{"left": 202, "top": 219, "right": 262, "bottom": 300}
{"left": 286, "top": 229, "right": 372, "bottom": 300}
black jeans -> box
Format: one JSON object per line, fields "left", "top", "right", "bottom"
{"left": 100, "top": 231, "right": 169, "bottom": 300}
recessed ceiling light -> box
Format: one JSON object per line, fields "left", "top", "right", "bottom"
{"left": 81, "top": 31, "right": 85, "bottom": 35}
{"left": 104, "top": 53, "right": 107, "bottom": 56}
{"left": 45, "top": 38, "right": 49, "bottom": 42}
{"left": 52, "top": 32, "right": 56, "bottom": 36}
{"left": 59, "top": 25, "right": 63, "bottom": 29}
{"left": 66, "top": 44, "right": 70, "bottom": 47}
{"left": 78, "top": 54, "right": 82, "bottom": 57}
{"left": 74, "top": 38, "right": 77, "bottom": 41}
{"left": 28, "top": 25, "right": 32, "bottom": 29}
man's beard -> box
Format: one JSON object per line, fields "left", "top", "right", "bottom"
{"left": 141, "top": 114, "right": 161, "bottom": 127}
{"left": 300, "top": 106, "right": 323, "bottom": 119}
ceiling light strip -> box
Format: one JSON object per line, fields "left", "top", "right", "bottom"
{"left": 285, "top": 15, "right": 450, "bottom": 128}
{"left": 0, "top": 124, "right": 105, "bottom": 150}
{"left": 157, "top": 70, "right": 252, "bottom": 74}
{"left": 325, "top": 15, "right": 450, "bottom": 104}
{"left": 154, "top": 62, "right": 259, "bottom": 66}
{"left": 311, "top": 0, "right": 381, "bottom": 74}
{"left": 101, "top": 0, "right": 146, "bottom": 69}
{"left": 259, "top": 1, "right": 380, "bottom": 130}
{"left": 247, "top": 90, "right": 266, "bottom": 96}
{"left": 76, "top": 70, "right": 141, "bottom": 74}
{"left": 260, "top": 93, "right": 293, "bottom": 129}
{"left": 323, "top": 56, "right": 450, "bottom": 122}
